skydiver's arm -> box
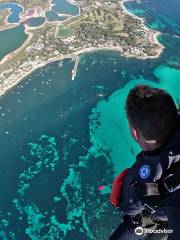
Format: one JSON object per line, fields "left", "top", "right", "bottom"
{"left": 110, "top": 168, "right": 144, "bottom": 215}
{"left": 109, "top": 168, "right": 130, "bottom": 208}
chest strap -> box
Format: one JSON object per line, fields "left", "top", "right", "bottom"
{"left": 140, "top": 161, "right": 180, "bottom": 198}
{"left": 133, "top": 165, "right": 180, "bottom": 214}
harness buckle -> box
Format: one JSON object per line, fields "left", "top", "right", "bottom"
{"left": 143, "top": 203, "right": 156, "bottom": 214}
{"left": 163, "top": 174, "right": 180, "bottom": 193}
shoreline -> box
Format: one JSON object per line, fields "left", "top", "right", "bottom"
{"left": 0, "top": 0, "right": 80, "bottom": 31}
{"left": 50, "top": 0, "right": 80, "bottom": 15}
{"left": 0, "top": 0, "right": 81, "bottom": 59}
{"left": 120, "top": 0, "right": 164, "bottom": 51}
{"left": 0, "top": 0, "right": 165, "bottom": 97}
{"left": 0, "top": 24, "right": 32, "bottom": 64}
{"left": 0, "top": 44, "right": 163, "bottom": 97}
{"left": 3, "top": 2, "right": 24, "bottom": 25}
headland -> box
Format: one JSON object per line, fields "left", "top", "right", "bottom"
{"left": 0, "top": 0, "right": 164, "bottom": 96}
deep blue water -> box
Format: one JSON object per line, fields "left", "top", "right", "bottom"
{"left": 0, "top": 3, "right": 23, "bottom": 23}
{"left": 0, "top": 0, "right": 180, "bottom": 239}
{"left": 125, "top": 0, "right": 180, "bottom": 35}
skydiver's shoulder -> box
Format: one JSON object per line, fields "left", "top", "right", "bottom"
{"left": 130, "top": 151, "right": 144, "bottom": 169}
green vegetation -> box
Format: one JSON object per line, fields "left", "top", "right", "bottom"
{"left": 0, "top": 0, "right": 161, "bottom": 95}
{"left": 55, "top": 25, "right": 76, "bottom": 39}
{"left": 67, "top": 8, "right": 125, "bottom": 39}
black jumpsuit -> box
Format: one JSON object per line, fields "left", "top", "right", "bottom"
{"left": 110, "top": 119, "right": 180, "bottom": 240}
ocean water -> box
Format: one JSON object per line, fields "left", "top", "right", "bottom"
{"left": 124, "top": 0, "right": 180, "bottom": 35}
{"left": 0, "top": 0, "right": 180, "bottom": 239}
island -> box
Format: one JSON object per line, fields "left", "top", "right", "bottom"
{"left": 0, "top": 0, "right": 164, "bottom": 96}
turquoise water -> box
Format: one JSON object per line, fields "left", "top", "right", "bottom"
{"left": 0, "top": 3, "right": 23, "bottom": 23}
{"left": 0, "top": 24, "right": 28, "bottom": 60}
{"left": 51, "top": 0, "right": 79, "bottom": 16}
{"left": 0, "top": 0, "right": 180, "bottom": 239}
{"left": 125, "top": 0, "right": 180, "bottom": 35}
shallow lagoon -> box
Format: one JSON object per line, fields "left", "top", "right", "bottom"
{"left": 45, "top": 10, "right": 69, "bottom": 22}
{"left": 51, "top": 0, "right": 79, "bottom": 16}
{"left": 45, "top": 0, "right": 79, "bottom": 22}
{"left": 0, "top": 24, "right": 27, "bottom": 60}
{"left": 0, "top": 3, "right": 23, "bottom": 23}
{"left": 24, "top": 17, "right": 46, "bottom": 28}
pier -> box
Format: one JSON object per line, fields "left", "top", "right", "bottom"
{"left": 72, "top": 55, "right": 79, "bottom": 80}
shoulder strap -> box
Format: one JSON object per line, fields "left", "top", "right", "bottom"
{"left": 138, "top": 162, "right": 180, "bottom": 213}
{"left": 159, "top": 162, "right": 180, "bottom": 196}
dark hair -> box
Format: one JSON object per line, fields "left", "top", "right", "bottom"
{"left": 125, "top": 85, "right": 178, "bottom": 145}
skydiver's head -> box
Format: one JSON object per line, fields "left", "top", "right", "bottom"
{"left": 125, "top": 85, "right": 179, "bottom": 151}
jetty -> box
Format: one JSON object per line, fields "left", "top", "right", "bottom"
{"left": 72, "top": 55, "right": 79, "bottom": 80}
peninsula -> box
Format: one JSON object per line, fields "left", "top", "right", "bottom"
{"left": 0, "top": 0, "right": 164, "bottom": 96}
